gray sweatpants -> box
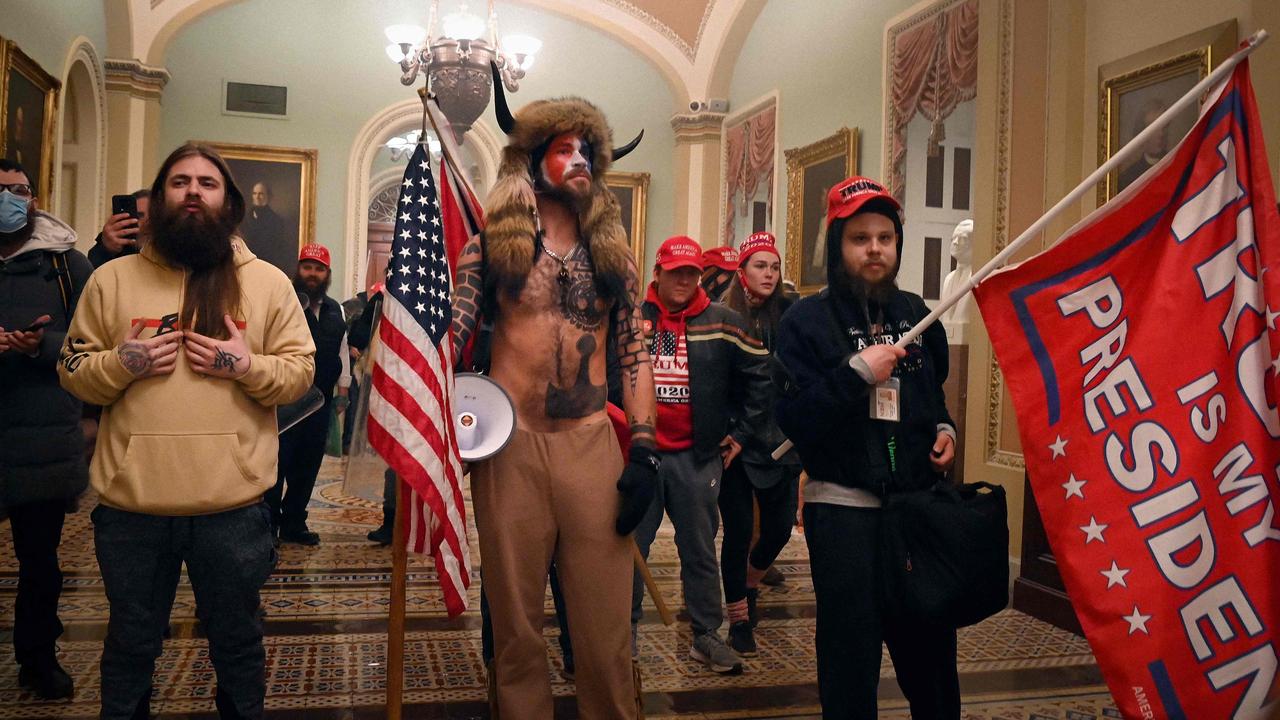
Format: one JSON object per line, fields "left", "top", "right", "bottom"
{"left": 631, "top": 448, "right": 725, "bottom": 636}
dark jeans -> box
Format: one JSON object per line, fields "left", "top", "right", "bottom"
{"left": 480, "top": 564, "right": 573, "bottom": 665}
{"left": 266, "top": 402, "right": 329, "bottom": 529}
{"left": 8, "top": 499, "right": 67, "bottom": 666}
{"left": 803, "top": 502, "right": 960, "bottom": 720}
{"left": 93, "top": 502, "right": 277, "bottom": 720}
{"left": 719, "top": 461, "right": 797, "bottom": 604}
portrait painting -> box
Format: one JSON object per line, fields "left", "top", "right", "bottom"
{"left": 198, "top": 141, "right": 317, "bottom": 276}
{"left": 1098, "top": 20, "right": 1236, "bottom": 202}
{"left": 784, "top": 128, "right": 859, "bottom": 295}
{"left": 1, "top": 39, "right": 61, "bottom": 205}
{"left": 605, "top": 170, "right": 649, "bottom": 265}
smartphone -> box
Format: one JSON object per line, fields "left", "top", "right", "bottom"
{"left": 22, "top": 317, "right": 53, "bottom": 333}
{"left": 111, "top": 194, "right": 139, "bottom": 220}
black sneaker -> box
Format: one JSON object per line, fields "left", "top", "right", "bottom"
{"left": 761, "top": 565, "right": 786, "bottom": 586}
{"left": 19, "top": 659, "right": 74, "bottom": 700}
{"left": 728, "top": 621, "right": 758, "bottom": 657}
{"left": 278, "top": 524, "right": 320, "bottom": 546}
{"left": 367, "top": 524, "right": 393, "bottom": 545}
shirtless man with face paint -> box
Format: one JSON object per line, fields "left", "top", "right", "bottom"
{"left": 451, "top": 92, "right": 655, "bottom": 718}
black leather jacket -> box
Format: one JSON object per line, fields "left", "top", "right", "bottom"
{"left": 641, "top": 300, "right": 771, "bottom": 461}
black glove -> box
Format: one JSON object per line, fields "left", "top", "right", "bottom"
{"left": 615, "top": 446, "right": 660, "bottom": 535}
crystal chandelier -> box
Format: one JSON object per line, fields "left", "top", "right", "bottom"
{"left": 385, "top": 1, "right": 541, "bottom": 141}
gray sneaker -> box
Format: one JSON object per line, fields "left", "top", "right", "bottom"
{"left": 690, "top": 632, "right": 744, "bottom": 675}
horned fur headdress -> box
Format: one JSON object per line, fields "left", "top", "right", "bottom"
{"left": 484, "top": 63, "right": 643, "bottom": 305}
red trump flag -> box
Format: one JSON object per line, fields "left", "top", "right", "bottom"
{"left": 975, "top": 60, "right": 1279, "bottom": 719}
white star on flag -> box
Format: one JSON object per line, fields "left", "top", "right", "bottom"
{"left": 414, "top": 301, "right": 426, "bottom": 313}
{"left": 1049, "top": 435, "right": 1068, "bottom": 459}
{"left": 398, "top": 282, "right": 410, "bottom": 293}
{"left": 1062, "top": 474, "right": 1086, "bottom": 499}
{"left": 1101, "top": 561, "right": 1129, "bottom": 588}
{"left": 398, "top": 246, "right": 410, "bottom": 257}
{"left": 1123, "top": 606, "right": 1151, "bottom": 635}
{"left": 1080, "top": 516, "right": 1108, "bottom": 543}
{"left": 400, "top": 212, "right": 411, "bottom": 222}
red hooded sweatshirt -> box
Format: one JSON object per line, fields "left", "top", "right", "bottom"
{"left": 645, "top": 282, "right": 711, "bottom": 452}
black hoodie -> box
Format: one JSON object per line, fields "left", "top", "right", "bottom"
{"left": 772, "top": 217, "right": 952, "bottom": 496}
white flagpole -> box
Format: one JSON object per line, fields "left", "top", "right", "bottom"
{"left": 772, "top": 29, "right": 1269, "bottom": 461}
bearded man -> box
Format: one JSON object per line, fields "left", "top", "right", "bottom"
{"left": 772, "top": 176, "right": 958, "bottom": 718}
{"left": 449, "top": 73, "right": 656, "bottom": 717}
{"left": 265, "top": 243, "right": 351, "bottom": 545}
{"left": 58, "top": 143, "right": 315, "bottom": 720}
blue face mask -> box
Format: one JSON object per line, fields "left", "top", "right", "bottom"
{"left": 0, "top": 191, "right": 31, "bottom": 233}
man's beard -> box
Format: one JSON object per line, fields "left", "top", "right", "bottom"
{"left": 151, "top": 201, "right": 237, "bottom": 271}
{"left": 0, "top": 206, "right": 37, "bottom": 251}
{"left": 833, "top": 266, "right": 898, "bottom": 306}
{"left": 293, "top": 273, "right": 331, "bottom": 303}
{"left": 535, "top": 174, "right": 592, "bottom": 211}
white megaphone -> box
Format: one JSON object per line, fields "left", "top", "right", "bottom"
{"left": 453, "top": 373, "right": 516, "bottom": 462}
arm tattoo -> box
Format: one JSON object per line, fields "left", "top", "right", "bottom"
{"left": 628, "top": 420, "right": 656, "bottom": 450}
{"left": 612, "top": 265, "right": 649, "bottom": 394}
{"left": 451, "top": 236, "right": 484, "bottom": 363}
{"left": 118, "top": 341, "right": 151, "bottom": 377}
{"left": 213, "top": 348, "right": 242, "bottom": 371}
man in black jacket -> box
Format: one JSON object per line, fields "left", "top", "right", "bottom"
{"left": 0, "top": 159, "right": 91, "bottom": 699}
{"left": 267, "top": 243, "right": 350, "bottom": 545}
{"left": 631, "top": 235, "right": 770, "bottom": 675}
{"left": 773, "top": 176, "right": 958, "bottom": 718}
{"left": 88, "top": 189, "right": 149, "bottom": 267}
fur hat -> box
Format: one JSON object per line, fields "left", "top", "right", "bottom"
{"left": 484, "top": 93, "right": 636, "bottom": 306}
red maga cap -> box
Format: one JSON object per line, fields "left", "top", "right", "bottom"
{"left": 655, "top": 236, "right": 704, "bottom": 271}
{"left": 825, "top": 176, "right": 900, "bottom": 226}
{"left": 701, "top": 246, "right": 739, "bottom": 271}
{"left": 298, "top": 243, "right": 331, "bottom": 268}
{"left": 737, "top": 232, "right": 779, "bottom": 265}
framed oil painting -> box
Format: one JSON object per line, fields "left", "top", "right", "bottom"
{"left": 1097, "top": 21, "right": 1236, "bottom": 202}
{"left": 606, "top": 170, "right": 649, "bottom": 265}
{"left": 1, "top": 39, "right": 61, "bottom": 206}
{"left": 784, "top": 127, "right": 859, "bottom": 295}
{"left": 197, "top": 141, "right": 318, "bottom": 276}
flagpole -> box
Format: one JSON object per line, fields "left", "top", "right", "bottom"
{"left": 896, "top": 28, "right": 1268, "bottom": 348}
{"left": 387, "top": 476, "right": 407, "bottom": 720}
{"left": 771, "top": 29, "right": 1269, "bottom": 461}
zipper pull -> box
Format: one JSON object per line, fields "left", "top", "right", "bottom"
{"left": 905, "top": 553, "right": 912, "bottom": 572}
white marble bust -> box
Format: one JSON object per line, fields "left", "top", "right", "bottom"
{"left": 941, "top": 219, "right": 974, "bottom": 340}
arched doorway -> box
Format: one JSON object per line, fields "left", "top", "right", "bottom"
{"left": 58, "top": 48, "right": 104, "bottom": 251}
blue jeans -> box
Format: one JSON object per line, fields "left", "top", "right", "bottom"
{"left": 92, "top": 502, "right": 277, "bottom": 719}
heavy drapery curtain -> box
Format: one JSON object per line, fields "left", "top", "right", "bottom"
{"left": 723, "top": 103, "right": 776, "bottom": 245}
{"left": 888, "top": 0, "right": 978, "bottom": 198}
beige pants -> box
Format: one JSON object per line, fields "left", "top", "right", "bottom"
{"left": 472, "top": 420, "right": 638, "bottom": 719}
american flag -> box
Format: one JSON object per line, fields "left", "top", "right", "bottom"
{"left": 367, "top": 143, "right": 471, "bottom": 617}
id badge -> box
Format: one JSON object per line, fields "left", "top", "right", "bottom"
{"left": 870, "top": 377, "right": 901, "bottom": 422}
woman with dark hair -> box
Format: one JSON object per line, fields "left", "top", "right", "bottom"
{"left": 718, "top": 231, "right": 801, "bottom": 657}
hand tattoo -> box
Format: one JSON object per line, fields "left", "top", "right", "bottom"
{"left": 213, "top": 347, "right": 242, "bottom": 372}
{"left": 118, "top": 342, "right": 151, "bottom": 377}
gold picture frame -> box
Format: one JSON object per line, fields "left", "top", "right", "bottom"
{"left": 784, "top": 127, "right": 859, "bottom": 296}
{"left": 1097, "top": 20, "right": 1236, "bottom": 203}
{"left": 196, "top": 140, "right": 318, "bottom": 276}
{"left": 1, "top": 38, "right": 62, "bottom": 206}
{"left": 605, "top": 170, "right": 650, "bottom": 265}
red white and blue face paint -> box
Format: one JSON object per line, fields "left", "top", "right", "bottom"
{"left": 539, "top": 133, "right": 592, "bottom": 193}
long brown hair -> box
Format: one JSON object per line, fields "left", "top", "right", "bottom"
{"left": 149, "top": 143, "right": 247, "bottom": 338}
{"left": 723, "top": 266, "right": 787, "bottom": 351}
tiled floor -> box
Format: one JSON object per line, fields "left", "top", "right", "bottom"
{"left": 0, "top": 458, "right": 1116, "bottom": 718}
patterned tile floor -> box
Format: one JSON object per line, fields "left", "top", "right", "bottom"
{"left": 0, "top": 458, "right": 1117, "bottom": 718}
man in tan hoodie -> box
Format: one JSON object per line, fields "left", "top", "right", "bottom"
{"left": 58, "top": 143, "right": 314, "bottom": 720}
